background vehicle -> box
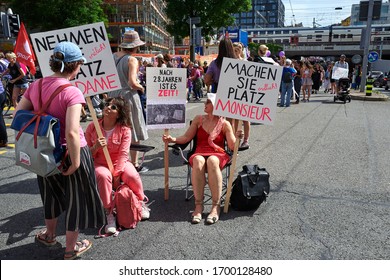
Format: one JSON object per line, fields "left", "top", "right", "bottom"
{"left": 370, "top": 71, "right": 387, "bottom": 87}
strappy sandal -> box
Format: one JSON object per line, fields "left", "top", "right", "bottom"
{"left": 64, "top": 239, "right": 92, "bottom": 260}
{"left": 191, "top": 200, "right": 203, "bottom": 224}
{"left": 206, "top": 201, "right": 220, "bottom": 225}
{"left": 35, "top": 229, "right": 57, "bottom": 247}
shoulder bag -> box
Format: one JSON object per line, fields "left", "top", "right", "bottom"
{"left": 11, "top": 79, "right": 71, "bottom": 177}
{"left": 230, "top": 164, "right": 270, "bottom": 211}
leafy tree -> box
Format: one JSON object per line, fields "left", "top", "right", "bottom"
{"left": 6, "top": 0, "right": 110, "bottom": 31}
{"left": 165, "top": 0, "right": 251, "bottom": 42}
{"left": 248, "top": 42, "right": 282, "bottom": 58}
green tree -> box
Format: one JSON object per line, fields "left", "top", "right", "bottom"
{"left": 165, "top": 0, "right": 251, "bottom": 42}
{"left": 6, "top": 0, "right": 110, "bottom": 31}
{"left": 248, "top": 42, "right": 282, "bottom": 58}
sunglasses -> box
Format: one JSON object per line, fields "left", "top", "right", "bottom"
{"left": 104, "top": 103, "right": 118, "bottom": 110}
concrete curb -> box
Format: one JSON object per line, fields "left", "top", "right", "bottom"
{"left": 349, "top": 90, "right": 389, "bottom": 101}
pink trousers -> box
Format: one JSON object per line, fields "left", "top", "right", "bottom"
{"left": 95, "top": 162, "right": 145, "bottom": 209}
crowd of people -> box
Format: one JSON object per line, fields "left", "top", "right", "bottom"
{"left": 3, "top": 29, "right": 359, "bottom": 260}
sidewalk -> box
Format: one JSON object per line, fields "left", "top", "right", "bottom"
{"left": 349, "top": 89, "right": 389, "bottom": 101}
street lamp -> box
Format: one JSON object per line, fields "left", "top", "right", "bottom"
{"left": 255, "top": 10, "right": 268, "bottom": 27}
{"left": 335, "top": 7, "right": 343, "bottom": 24}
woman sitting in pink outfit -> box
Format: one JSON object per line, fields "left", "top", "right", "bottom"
{"left": 85, "top": 97, "right": 150, "bottom": 234}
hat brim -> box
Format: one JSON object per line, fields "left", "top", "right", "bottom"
{"left": 207, "top": 93, "right": 216, "bottom": 106}
{"left": 119, "top": 40, "right": 145, "bottom": 49}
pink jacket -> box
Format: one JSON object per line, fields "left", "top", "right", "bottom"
{"left": 85, "top": 119, "right": 131, "bottom": 177}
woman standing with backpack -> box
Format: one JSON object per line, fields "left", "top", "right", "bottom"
{"left": 14, "top": 42, "right": 105, "bottom": 260}
{"left": 280, "top": 59, "right": 297, "bottom": 107}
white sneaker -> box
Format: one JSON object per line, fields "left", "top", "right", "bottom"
{"left": 140, "top": 201, "right": 150, "bottom": 220}
{"left": 105, "top": 213, "right": 116, "bottom": 234}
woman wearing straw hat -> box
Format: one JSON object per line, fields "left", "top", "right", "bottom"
{"left": 110, "top": 30, "right": 149, "bottom": 172}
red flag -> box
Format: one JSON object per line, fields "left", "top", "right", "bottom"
{"left": 14, "top": 22, "right": 36, "bottom": 75}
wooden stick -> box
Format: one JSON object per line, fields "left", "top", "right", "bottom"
{"left": 223, "top": 119, "right": 242, "bottom": 213}
{"left": 86, "top": 96, "right": 114, "bottom": 173}
{"left": 164, "top": 128, "right": 169, "bottom": 200}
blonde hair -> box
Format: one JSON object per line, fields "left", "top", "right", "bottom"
{"left": 258, "top": 45, "right": 268, "bottom": 56}
{"left": 6, "top": 52, "right": 16, "bottom": 60}
{"left": 233, "top": 42, "right": 244, "bottom": 60}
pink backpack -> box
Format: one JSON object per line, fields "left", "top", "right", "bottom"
{"left": 113, "top": 184, "right": 142, "bottom": 229}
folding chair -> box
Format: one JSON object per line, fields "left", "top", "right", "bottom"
{"left": 130, "top": 143, "right": 155, "bottom": 167}
{"left": 170, "top": 133, "right": 232, "bottom": 203}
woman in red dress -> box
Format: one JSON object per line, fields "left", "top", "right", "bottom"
{"left": 163, "top": 93, "right": 242, "bottom": 224}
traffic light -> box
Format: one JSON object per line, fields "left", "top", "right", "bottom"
{"left": 7, "top": 14, "right": 20, "bottom": 37}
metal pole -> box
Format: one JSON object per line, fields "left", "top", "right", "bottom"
{"left": 189, "top": 19, "right": 195, "bottom": 62}
{"left": 189, "top": 17, "right": 193, "bottom": 61}
{"left": 360, "top": 0, "right": 374, "bottom": 94}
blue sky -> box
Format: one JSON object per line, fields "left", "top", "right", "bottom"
{"left": 282, "top": 0, "right": 362, "bottom": 27}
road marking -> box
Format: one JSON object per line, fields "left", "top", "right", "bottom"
{"left": 0, "top": 143, "right": 15, "bottom": 155}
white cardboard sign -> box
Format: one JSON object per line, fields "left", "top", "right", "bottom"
{"left": 332, "top": 67, "right": 349, "bottom": 80}
{"left": 146, "top": 67, "right": 187, "bottom": 130}
{"left": 214, "top": 58, "right": 282, "bottom": 125}
{"left": 30, "top": 22, "right": 121, "bottom": 97}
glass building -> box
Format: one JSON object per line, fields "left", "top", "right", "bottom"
{"left": 232, "top": 0, "right": 285, "bottom": 29}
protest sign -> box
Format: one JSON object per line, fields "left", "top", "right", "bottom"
{"left": 30, "top": 22, "right": 121, "bottom": 97}
{"left": 146, "top": 67, "right": 187, "bottom": 130}
{"left": 214, "top": 58, "right": 282, "bottom": 125}
{"left": 332, "top": 67, "right": 349, "bottom": 80}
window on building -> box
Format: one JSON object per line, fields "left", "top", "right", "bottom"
{"left": 333, "top": 34, "right": 339, "bottom": 39}
{"left": 307, "top": 35, "right": 312, "bottom": 39}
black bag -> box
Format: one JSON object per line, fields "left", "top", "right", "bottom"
{"left": 282, "top": 71, "right": 292, "bottom": 83}
{"left": 230, "top": 165, "right": 270, "bottom": 211}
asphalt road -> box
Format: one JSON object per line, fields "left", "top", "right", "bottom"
{"left": 1, "top": 90, "right": 390, "bottom": 260}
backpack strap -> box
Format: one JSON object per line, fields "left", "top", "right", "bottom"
{"left": 15, "top": 79, "right": 72, "bottom": 148}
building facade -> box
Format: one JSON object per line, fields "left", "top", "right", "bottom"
{"left": 232, "top": 0, "right": 285, "bottom": 29}
{"left": 104, "top": 0, "right": 171, "bottom": 53}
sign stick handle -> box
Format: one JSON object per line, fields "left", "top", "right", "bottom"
{"left": 223, "top": 119, "right": 242, "bottom": 213}
{"left": 164, "top": 128, "right": 169, "bottom": 200}
{"left": 86, "top": 96, "right": 114, "bottom": 173}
